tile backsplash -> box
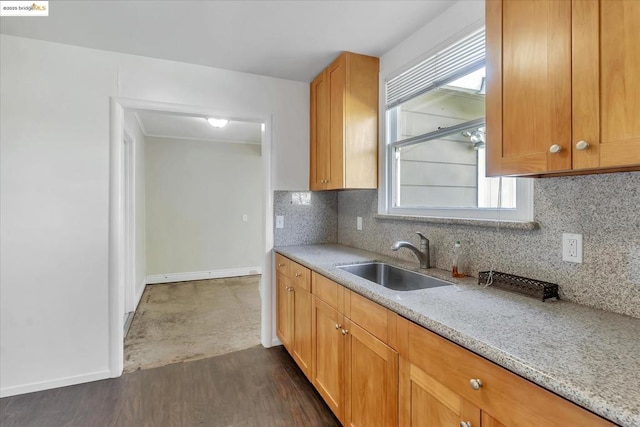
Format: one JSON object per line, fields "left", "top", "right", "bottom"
{"left": 273, "top": 190, "right": 337, "bottom": 246}
{"left": 275, "top": 172, "right": 640, "bottom": 318}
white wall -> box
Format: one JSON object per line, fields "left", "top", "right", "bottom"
{"left": 145, "top": 137, "right": 262, "bottom": 279}
{"left": 124, "top": 111, "right": 147, "bottom": 308}
{"left": 0, "top": 33, "right": 308, "bottom": 397}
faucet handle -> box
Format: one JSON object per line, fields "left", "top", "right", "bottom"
{"left": 416, "top": 232, "right": 428, "bottom": 243}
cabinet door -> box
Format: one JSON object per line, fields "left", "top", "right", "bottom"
{"left": 399, "top": 357, "right": 480, "bottom": 427}
{"left": 486, "top": 0, "right": 572, "bottom": 176}
{"left": 482, "top": 413, "right": 508, "bottom": 427}
{"left": 344, "top": 319, "right": 398, "bottom": 427}
{"left": 573, "top": 0, "right": 640, "bottom": 169}
{"left": 310, "top": 70, "right": 330, "bottom": 190}
{"left": 327, "top": 54, "right": 346, "bottom": 189}
{"left": 343, "top": 52, "right": 379, "bottom": 189}
{"left": 312, "top": 297, "right": 345, "bottom": 423}
{"left": 276, "top": 274, "right": 293, "bottom": 350}
{"left": 292, "top": 284, "right": 312, "bottom": 380}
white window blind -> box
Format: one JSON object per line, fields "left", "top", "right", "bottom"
{"left": 386, "top": 27, "right": 485, "bottom": 109}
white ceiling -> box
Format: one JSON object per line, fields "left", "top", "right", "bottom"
{"left": 0, "top": 0, "right": 455, "bottom": 82}
{"left": 134, "top": 110, "right": 262, "bottom": 144}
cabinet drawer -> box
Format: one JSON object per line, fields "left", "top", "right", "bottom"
{"left": 312, "top": 272, "right": 344, "bottom": 311}
{"left": 290, "top": 262, "right": 311, "bottom": 292}
{"left": 348, "top": 291, "right": 393, "bottom": 346}
{"left": 407, "top": 322, "right": 611, "bottom": 427}
{"left": 275, "top": 254, "right": 291, "bottom": 277}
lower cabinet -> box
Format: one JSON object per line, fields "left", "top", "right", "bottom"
{"left": 311, "top": 297, "right": 345, "bottom": 421}
{"left": 399, "top": 357, "right": 480, "bottom": 427}
{"left": 275, "top": 254, "right": 312, "bottom": 379}
{"left": 275, "top": 273, "right": 293, "bottom": 350}
{"left": 345, "top": 319, "right": 398, "bottom": 427}
{"left": 291, "top": 279, "right": 313, "bottom": 377}
{"left": 398, "top": 318, "right": 614, "bottom": 427}
{"left": 275, "top": 255, "right": 615, "bottom": 427}
{"left": 310, "top": 269, "right": 399, "bottom": 426}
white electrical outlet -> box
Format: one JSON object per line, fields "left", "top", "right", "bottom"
{"left": 562, "top": 233, "right": 583, "bottom": 263}
{"left": 242, "top": 214, "right": 248, "bottom": 222}
{"left": 275, "top": 215, "right": 284, "bottom": 229}
{"left": 356, "top": 216, "right": 363, "bottom": 231}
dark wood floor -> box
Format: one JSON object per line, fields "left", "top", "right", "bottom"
{"left": 0, "top": 346, "right": 341, "bottom": 427}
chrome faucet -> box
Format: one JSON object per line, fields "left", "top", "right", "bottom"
{"left": 391, "top": 232, "right": 430, "bottom": 269}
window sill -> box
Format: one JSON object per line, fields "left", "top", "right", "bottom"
{"left": 373, "top": 213, "right": 539, "bottom": 231}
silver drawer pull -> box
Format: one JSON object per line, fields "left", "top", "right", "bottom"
{"left": 549, "top": 144, "right": 562, "bottom": 153}
{"left": 576, "top": 140, "right": 589, "bottom": 150}
{"left": 469, "top": 378, "right": 483, "bottom": 390}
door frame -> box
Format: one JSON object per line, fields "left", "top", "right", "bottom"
{"left": 108, "top": 97, "right": 275, "bottom": 377}
{"left": 121, "top": 128, "right": 137, "bottom": 315}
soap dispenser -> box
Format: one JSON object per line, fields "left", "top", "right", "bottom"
{"left": 452, "top": 241, "right": 464, "bottom": 278}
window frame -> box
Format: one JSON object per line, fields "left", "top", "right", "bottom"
{"left": 379, "top": 27, "right": 533, "bottom": 222}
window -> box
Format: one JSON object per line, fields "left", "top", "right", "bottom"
{"left": 382, "top": 27, "right": 532, "bottom": 221}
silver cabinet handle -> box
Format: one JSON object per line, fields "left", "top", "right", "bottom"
{"left": 335, "top": 323, "right": 342, "bottom": 330}
{"left": 341, "top": 329, "right": 349, "bottom": 335}
{"left": 575, "top": 140, "right": 589, "bottom": 150}
{"left": 549, "top": 144, "right": 562, "bottom": 153}
{"left": 278, "top": 263, "right": 285, "bottom": 267}
{"left": 295, "top": 273, "right": 302, "bottom": 277}
{"left": 469, "top": 378, "right": 483, "bottom": 390}
{"left": 460, "top": 422, "right": 472, "bottom": 427}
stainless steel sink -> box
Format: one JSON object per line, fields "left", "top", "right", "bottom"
{"left": 338, "top": 262, "right": 452, "bottom": 291}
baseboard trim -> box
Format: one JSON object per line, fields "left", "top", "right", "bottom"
{"left": 0, "top": 369, "right": 111, "bottom": 398}
{"left": 270, "top": 338, "right": 283, "bottom": 348}
{"left": 146, "top": 267, "right": 262, "bottom": 284}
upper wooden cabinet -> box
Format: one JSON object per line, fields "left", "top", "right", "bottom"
{"left": 310, "top": 52, "right": 379, "bottom": 190}
{"left": 486, "top": 0, "right": 640, "bottom": 177}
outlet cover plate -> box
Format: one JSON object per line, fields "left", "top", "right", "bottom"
{"left": 562, "top": 233, "right": 583, "bottom": 263}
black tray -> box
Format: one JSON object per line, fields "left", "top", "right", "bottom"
{"left": 478, "top": 271, "right": 559, "bottom": 302}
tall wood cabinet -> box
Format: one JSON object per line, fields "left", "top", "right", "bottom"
{"left": 310, "top": 52, "right": 379, "bottom": 190}
{"left": 486, "top": 0, "right": 640, "bottom": 177}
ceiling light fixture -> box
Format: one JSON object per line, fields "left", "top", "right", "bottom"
{"left": 207, "top": 118, "right": 229, "bottom": 128}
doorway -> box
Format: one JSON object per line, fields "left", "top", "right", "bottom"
{"left": 121, "top": 108, "right": 264, "bottom": 372}
{"left": 109, "top": 98, "right": 275, "bottom": 377}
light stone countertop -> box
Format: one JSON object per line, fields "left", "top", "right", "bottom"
{"left": 274, "top": 243, "right": 640, "bottom": 427}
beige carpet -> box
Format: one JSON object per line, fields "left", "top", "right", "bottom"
{"left": 124, "top": 275, "right": 261, "bottom": 373}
